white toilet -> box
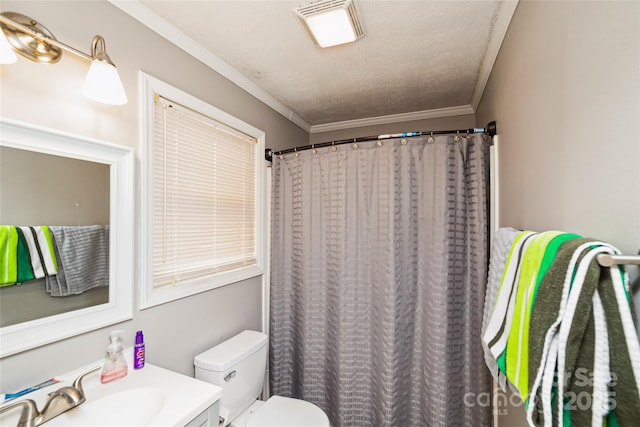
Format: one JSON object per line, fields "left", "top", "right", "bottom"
{"left": 194, "top": 330, "right": 330, "bottom": 427}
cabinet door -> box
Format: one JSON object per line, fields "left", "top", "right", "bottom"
{"left": 185, "top": 401, "right": 220, "bottom": 427}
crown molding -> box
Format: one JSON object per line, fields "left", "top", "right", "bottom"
{"left": 309, "top": 105, "right": 475, "bottom": 133}
{"left": 108, "top": 0, "right": 311, "bottom": 132}
{"left": 110, "top": 0, "right": 516, "bottom": 135}
{"left": 471, "top": 0, "right": 519, "bottom": 110}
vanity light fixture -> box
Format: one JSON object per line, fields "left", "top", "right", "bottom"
{"left": 0, "top": 12, "right": 128, "bottom": 105}
{"left": 294, "top": 0, "right": 364, "bottom": 48}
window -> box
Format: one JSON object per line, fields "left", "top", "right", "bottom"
{"left": 140, "top": 73, "right": 265, "bottom": 308}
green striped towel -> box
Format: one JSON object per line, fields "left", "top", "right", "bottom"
{"left": 527, "top": 239, "right": 640, "bottom": 427}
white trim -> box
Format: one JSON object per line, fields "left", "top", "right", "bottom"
{"left": 262, "top": 170, "right": 272, "bottom": 337}
{"left": 471, "top": 0, "right": 519, "bottom": 110}
{"left": 0, "top": 119, "right": 134, "bottom": 357}
{"left": 490, "top": 136, "right": 500, "bottom": 234}
{"left": 138, "top": 72, "right": 267, "bottom": 309}
{"left": 309, "top": 105, "right": 475, "bottom": 133}
{"left": 109, "top": 0, "right": 311, "bottom": 132}
{"left": 489, "top": 136, "right": 500, "bottom": 427}
{"left": 261, "top": 167, "right": 272, "bottom": 399}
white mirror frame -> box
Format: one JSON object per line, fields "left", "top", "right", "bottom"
{"left": 0, "top": 119, "right": 134, "bottom": 357}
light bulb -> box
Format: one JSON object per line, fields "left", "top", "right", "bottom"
{"left": 81, "top": 59, "right": 128, "bottom": 105}
{"left": 0, "top": 30, "right": 17, "bottom": 64}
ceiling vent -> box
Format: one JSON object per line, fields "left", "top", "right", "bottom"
{"left": 294, "top": 0, "right": 365, "bottom": 48}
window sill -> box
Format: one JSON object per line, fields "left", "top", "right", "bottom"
{"left": 139, "top": 265, "right": 263, "bottom": 310}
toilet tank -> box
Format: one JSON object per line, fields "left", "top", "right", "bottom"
{"left": 194, "top": 330, "right": 268, "bottom": 425}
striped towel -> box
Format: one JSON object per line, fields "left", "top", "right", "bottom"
{"left": 0, "top": 225, "right": 18, "bottom": 286}
{"left": 483, "top": 230, "right": 640, "bottom": 426}
{"left": 0, "top": 225, "right": 52, "bottom": 286}
{"left": 15, "top": 228, "right": 35, "bottom": 283}
{"left": 18, "top": 226, "right": 58, "bottom": 279}
{"left": 482, "top": 227, "right": 521, "bottom": 390}
{"left": 526, "top": 240, "right": 640, "bottom": 427}
{"left": 484, "top": 231, "right": 580, "bottom": 398}
{"left": 483, "top": 230, "right": 537, "bottom": 392}
{"left": 504, "top": 231, "right": 580, "bottom": 400}
{"left": 47, "top": 225, "right": 109, "bottom": 296}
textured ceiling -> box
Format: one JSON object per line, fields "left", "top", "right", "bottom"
{"left": 136, "top": 0, "right": 506, "bottom": 127}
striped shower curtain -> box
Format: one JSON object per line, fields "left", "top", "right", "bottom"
{"left": 270, "top": 134, "right": 492, "bottom": 426}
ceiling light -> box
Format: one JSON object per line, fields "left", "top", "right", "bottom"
{"left": 295, "top": 0, "right": 364, "bottom": 48}
{"left": 0, "top": 12, "right": 127, "bottom": 105}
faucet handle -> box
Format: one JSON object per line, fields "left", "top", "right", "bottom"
{"left": 38, "top": 366, "right": 100, "bottom": 425}
{"left": 71, "top": 366, "right": 101, "bottom": 396}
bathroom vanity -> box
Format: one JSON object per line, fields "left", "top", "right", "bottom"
{"left": 0, "top": 352, "right": 221, "bottom": 427}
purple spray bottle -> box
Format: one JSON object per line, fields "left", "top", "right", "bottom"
{"left": 134, "top": 330, "right": 145, "bottom": 369}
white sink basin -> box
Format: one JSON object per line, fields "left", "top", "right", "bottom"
{"left": 47, "top": 386, "right": 165, "bottom": 426}
{"left": 0, "top": 354, "right": 221, "bottom": 427}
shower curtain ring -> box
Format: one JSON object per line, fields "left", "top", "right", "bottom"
{"left": 428, "top": 131, "right": 435, "bottom": 144}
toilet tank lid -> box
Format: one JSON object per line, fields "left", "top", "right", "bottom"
{"left": 195, "top": 330, "right": 267, "bottom": 372}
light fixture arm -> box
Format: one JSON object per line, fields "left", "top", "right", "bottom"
{"left": 0, "top": 13, "right": 92, "bottom": 62}
{"left": 90, "top": 35, "right": 114, "bottom": 65}
{"left": 0, "top": 11, "right": 128, "bottom": 105}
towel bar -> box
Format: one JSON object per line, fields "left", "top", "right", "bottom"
{"left": 597, "top": 254, "right": 640, "bottom": 267}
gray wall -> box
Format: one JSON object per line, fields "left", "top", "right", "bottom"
{"left": 476, "top": 1, "right": 640, "bottom": 425}
{"left": 0, "top": 0, "right": 306, "bottom": 391}
{"left": 308, "top": 113, "right": 476, "bottom": 145}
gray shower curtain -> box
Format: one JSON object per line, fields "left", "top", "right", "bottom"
{"left": 270, "top": 134, "right": 492, "bottom": 427}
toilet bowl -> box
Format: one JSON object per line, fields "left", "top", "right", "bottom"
{"left": 194, "top": 330, "right": 329, "bottom": 427}
{"left": 230, "top": 396, "right": 328, "bottom": 427}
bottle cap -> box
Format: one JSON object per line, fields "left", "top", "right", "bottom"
{"left": 135, "top": 330, "right": 144, "bottom": 344}
{"left": 107, "top": 330, "right": 124, "bottom": 354}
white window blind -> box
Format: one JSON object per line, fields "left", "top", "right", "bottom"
{"left": 152, "top": 95, "right": 257, "bottom": 288}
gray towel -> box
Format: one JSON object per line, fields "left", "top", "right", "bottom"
{"left": 482, "top": 227, "right": 520, "bottom": 390}
{"left": 46, "top": 225, "right": 109, "bottom": 296}
{"left": 45, "top": 235, "right": 66, "bottom": 296}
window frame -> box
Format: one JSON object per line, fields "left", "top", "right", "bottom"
{"left": 139, "top": 72, "right": 266, "bottom": 309}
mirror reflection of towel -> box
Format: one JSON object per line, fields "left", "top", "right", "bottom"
{"left": 0, "top": 225, "right": 18, "bottom": 286}
{"left": 18, "top": 226, "right": 58, "bottom": 279}
{"left": 47, "top": 225, "right": 109, "bottom": 297}
{"left": 15, "top": 228, "right": 36, "bottom": 283}
{"left": 0, "top": 225, "right": 51, "bottom": 286}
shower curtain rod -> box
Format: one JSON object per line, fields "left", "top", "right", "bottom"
{"left": 265, "top": 121, "right": 497, "bottom": 162}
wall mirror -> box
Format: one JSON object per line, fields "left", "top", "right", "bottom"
{"left": 0, "top": 119, "right": 134, "bottom": 357}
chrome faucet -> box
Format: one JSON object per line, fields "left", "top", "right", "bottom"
{"left": 0, "top": 399, "right": 40, "bottom": 427}
{"left": 0, "top": 366, "right": 100, "bottom": 427}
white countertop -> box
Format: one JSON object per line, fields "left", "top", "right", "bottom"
{"left": 0, "top": 349, "right": 221, "bottom": 426}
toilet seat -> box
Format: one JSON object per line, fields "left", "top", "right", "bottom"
{"left": 236, "top": 395, "right": 330, "bottom": 427}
